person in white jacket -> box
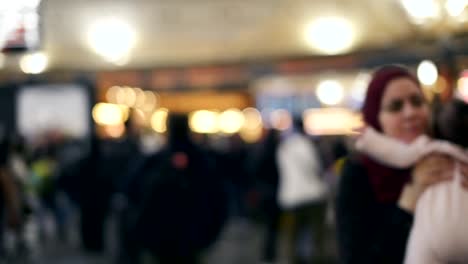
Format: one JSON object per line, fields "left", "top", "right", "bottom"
{"left": 276, "top": 118, "right": 328, "bottom": 263}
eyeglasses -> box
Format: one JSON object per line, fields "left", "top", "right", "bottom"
{"left": 382, "top": 95, "right": 426, "bottom": 113}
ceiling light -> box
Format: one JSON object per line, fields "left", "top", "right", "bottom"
{"left": 106, "top": 86, "right": 121, "bottom": 103}
{"left": 141, "top": 91, "right": 157, "bottom": 111}
{"left": 134, "top": 88, "right": 146, "bottom": 108}
{"left": 87, "top": 17, "right": 136, "bottom": 64}
{"left": 92, "top": 103, "right": 127, "bottom": 126}
{"left": 189, "top": 110, "right": 219, "bottom": 134}
{"left": 218, "top": 109, "right": 245, "bottom": 134}
{"left": 304, "top": 16, "right": 355, "bottom": 55}
{"left": 316, "top": 80, "right": 345, "bottom": 106}
{"left": 122, "top": 86, "right": 137, "bottom": 107}
{"left": 242, "top": 108, "right": 263, "bottom": 131}
{"left": 400, "top": 0, "right": 441, "bottom": 23}
{"left": 19, "top": 51, "right": 48, "bottom": 74}
{"left": 151, "top": 108, "right": 169, "bottom": 133}
{"left": 445, "top": 0, "right": 468, "bottom": 17}
{"left": 417, "top": 60, "right": 438, "bottom": 86}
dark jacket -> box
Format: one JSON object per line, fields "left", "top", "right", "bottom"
{"left": 128, "top": 144, "right": 227, "bottom": 256}
{"left": 336, "top": 157, "right": 413, "bottom": 264}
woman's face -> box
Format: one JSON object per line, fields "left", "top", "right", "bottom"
{"left": 378, "top": 77, "right": 429, "bottom": 143}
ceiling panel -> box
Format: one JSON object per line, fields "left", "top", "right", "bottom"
{"left": 3, "top": 0, "right": 465, "bottom": 70}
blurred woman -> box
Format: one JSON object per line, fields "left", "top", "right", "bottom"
{"left": 336, "top": 65, "right": 456, "bottom": 263}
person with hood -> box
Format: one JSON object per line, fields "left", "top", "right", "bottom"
{"left": 124, "top": 113, "right": 228, "bottom": 264}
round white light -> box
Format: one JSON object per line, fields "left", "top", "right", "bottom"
{"left": 189, "top": 110, "right": 219, "bottom": 134}
{"left": 240, "top": 108, "right": 264, "bottom": 142}
{"left": 242, "top": 107, "right": 263, "bottom": 130}
{"left": 304, "top": 16, "right": 355, "bottom": 54}
{"left": 106, "top": 86, "right": 121, "bottom": 103}
{"left": 142, "top": 91, "right": 157, "bottom": 111}
{"left": 134, "top": 88, "right": 146, "bottom": 108}
{"left": 445, "top": 0, "right": 468, "bottom": 17}
{"left": 92, "top": 103, "right": 127, "bottom": 126}
{"left": 417, "top": 60, "right": 438, "bottom": 86}
{"left": 218, "top": 109, "right": 245, "bottom": 134}
{"left": 150, "top": 108, "right": 169, "bottom": 133}
{"left": 400, "top": 0, "right": 441, "bottom": 23}
{"left": 316, "top": 80, "right": 345, "bottom": 106}
{"left": 122, "top": 86, "right": 137, "bottom": 107}
{"left": 270, "top": 109, "right": 292, "bottom": 131}
{"left": 87, "top": 18, "right": 136, "bottom": 64}
{"left": 19, "top": 52, "right": 48, "bottom": 74}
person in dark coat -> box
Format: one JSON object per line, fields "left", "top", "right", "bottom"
{"left": 125, "top": 113, "right": 228, "bottom": 264}
{"left": 77, "top": 135, "right": 110, "bottom": 252}
{"left": 245, "top": 129, "right": 281, "bottom": 263}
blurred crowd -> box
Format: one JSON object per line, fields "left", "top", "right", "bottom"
{"left": 0, "top": 108, "right": 347, "bottom": 264}
{"left": 0, "top": 65, "right": 466, "bottom": 264}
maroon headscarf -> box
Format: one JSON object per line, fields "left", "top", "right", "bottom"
{"left": 361, "top": 65, "right": 421, "bottom": 203}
